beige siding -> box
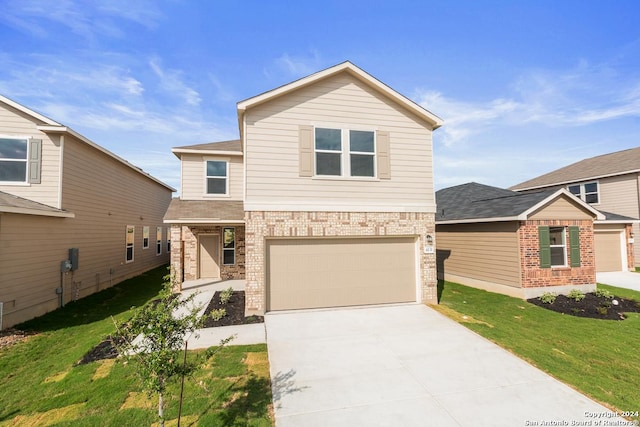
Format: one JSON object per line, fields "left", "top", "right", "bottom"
{"left": 597, "top": 174, "right": 640, "bottom": 266}
{"left": 528, "top": 195, "right": 595, "bottom": 220}
{"left": 0, "top": 134, "right": 173, "bottom": 328}
{"left": 244, "top": 73, "right": 435, "bottom": 211}
{"left": 180, "top": 153, "right": 243, "bottom": 200}
{"left": 0, "top": 103, "right": 61, "bottom": 208}
{"left": 436, "top": 222, "right": 521, "bottom": 287}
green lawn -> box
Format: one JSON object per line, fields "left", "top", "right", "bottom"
{"left": 432, "top": 281, "right": 640, "bottom": 419}
{"left": 0, "top": 265, "right": 273, "bottom": 426}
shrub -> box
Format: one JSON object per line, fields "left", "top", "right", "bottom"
{"left": 539, "top": 292, "right": 557, "bottom": 304}
{"left": 219, "top": 287, "right": 234, "bottom": 305}
{"left": 596, "top": 306, "right": 608, "bottom": 316}
{"left": 567, "top": 289, "right": 586, "bottom": 302}
{"left": 595, "top": 288, "right": 614, "bottom": 299}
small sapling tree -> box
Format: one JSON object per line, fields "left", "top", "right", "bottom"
{"left": 113, "top": 272, "right": 231, "bottom": 426}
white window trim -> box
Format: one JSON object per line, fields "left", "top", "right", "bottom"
{"left": 313, "top": 127, "right": 377, "bottom": 179}
{"left": 125, "top": 225, "right": 135, "bottom": 263}
{"left": 142, "top": 226, "right": 149, "bottom": 249}
{"left": 204, "top": 158, "right": 230, "bottom": 197}
{"left": 156, "top": 227, "right": 162, "bottom": 256}
{"left": 0, "top": 135, "right": 31, "bottom": 185}
{"left": 567, "top": 181, "right": 599, "bottom": 205}
{"left": 549, "top": 227, "right": 567, "bottom": 268}
{"left": 166, "top": 227, "right": 171, "bottom": 252}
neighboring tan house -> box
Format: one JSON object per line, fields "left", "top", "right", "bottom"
{"left": 510, "top": 147, "right": 640, "bottom": 271}
{"left": 165, "top": 61, "right": 442, "bottom": 315}
{"left": 0, "top": 95, "right": 175, "bottom": 329}
{"left": 434, "top": 182, "right": 633, "bottom": 299}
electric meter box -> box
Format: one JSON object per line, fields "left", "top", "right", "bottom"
{"left": 69, "top": 248, "right": 79, "bottom": 271}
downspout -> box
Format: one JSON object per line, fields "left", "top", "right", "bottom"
{"left": 57, "top": 135, "right": 65, "bottom": 209}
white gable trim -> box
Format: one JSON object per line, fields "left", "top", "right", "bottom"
{"left": 236, "top": 61, "right": 443, "bottom": 129}
{"left": 520, "top": 188, "right": 605, "bottom": 220}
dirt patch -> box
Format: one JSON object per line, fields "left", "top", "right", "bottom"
{"left": 0, "top": 328, "right": 36, "bottom": 351}
{"left": 527, "top": 292, "right": 640, "bottom": 320}
{"left": 201, "top": 291, "right": 264, "bottom": 328}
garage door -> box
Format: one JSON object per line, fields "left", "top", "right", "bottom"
{"left": 595, "top": 231, "right": 623, "bottom": 272}
{"left": 267, "top": 237, "right": 417, "bottom": 311}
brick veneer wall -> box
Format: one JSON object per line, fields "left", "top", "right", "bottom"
{"left": 244, "top": 211, "right": 437, "bottom": 315}
{"left": 625, "top": 224, "right": 635, "bottom": 270}
{"left": 170, "top": 224, "right": 245, "bottom": 290}
{"left": 519, "top": 220, "right": 595, "bottom": 289}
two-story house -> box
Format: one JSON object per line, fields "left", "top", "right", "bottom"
{"left": 164, "top": 61, "right": 442, "bottom": 315}
{"left": 0, "top": 95, "right": 174, "bottom": 329}
{"left": 510, "top": 147, "right": 638, "bottom": 272}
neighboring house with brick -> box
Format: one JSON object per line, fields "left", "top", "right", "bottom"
{"left": 164, "top": 61, "right": 442, "bottom": 314}
{"left": 435, "top": 182, "right": 622, "bottom": 299}
{"left": 510, "top": 147, "right": 640, "bottom": 271}
{"left": 0, "top": 95, "right": 174, "bottom": 329}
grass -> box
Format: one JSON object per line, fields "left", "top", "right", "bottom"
{"left": 432, "top": 281, "right": 640, "bottom": 420}
{"left": 0, "top": 265, "right": 273, "bottom": 426}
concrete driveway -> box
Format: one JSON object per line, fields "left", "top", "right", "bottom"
{"left": 266, "top": 304, "right": 621, "bottom": 426}
{"left": 597, "top": 271, "right": 640, "bottom": 291}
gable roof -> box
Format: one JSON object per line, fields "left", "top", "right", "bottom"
{"left": 236, "top": 61, "right": 443, "bottom": 131}
{"left": 0, "top": 191, "right": 74, "bottom": 217}
{"left": 171, "top": 139, "right": 242, "bottom": 158}
{"left": 436, "top": 182, "right": 604, "bottom": 224}
{"left": 510, "top": 146, "right": 640, "bottom": 191}
{"left": 0, "top": 94, "right": 175, "bottom": 192}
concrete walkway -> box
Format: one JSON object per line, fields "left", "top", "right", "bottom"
{"left": 266, "top": 304, "right": 625, "bottom": 427}
{"left": 179, "top": 279, "right": 266, "bottom": 348}
{"left": 597, "top": 271, "right": 640, "bottom": 292}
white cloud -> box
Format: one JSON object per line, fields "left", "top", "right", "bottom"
{"left": 149, "top": 57, "right": 201, "bottom": 106}
{"left": 416, "top": 60, "right": 640, "bottom": 148}
{"left": 268, "top": 51, "right": 323, "bottom": 78}
{"left": 0, "top": 0, "right": 163, "bottom": 40}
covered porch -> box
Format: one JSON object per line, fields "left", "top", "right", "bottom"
{"left": 164, "top": 199, "right": 246, "bottom": 291}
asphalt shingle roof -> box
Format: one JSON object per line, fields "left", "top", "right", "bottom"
{"left": 510, "top": 146, "right": 640, "bottom": 190}
{"left": 174, "top": 139, "right": 242, "bottom": 152}
{"left": 163, "top": 199, "right": 244, "bottom": 222}
{"left": 0, "top": 191, "right": 71, "bottom": 216}
{"left": 436, "top": 182, "right": 556, "bottom": 222}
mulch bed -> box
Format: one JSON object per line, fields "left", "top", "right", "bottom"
{"left": 76, "top": 290, "right": 261, "bottom": 364}
{"left": 527, "top": 292, "right": 640, "bottom": 320}
{"left": 201, "top": 291, "right": 264, "bottom": 328}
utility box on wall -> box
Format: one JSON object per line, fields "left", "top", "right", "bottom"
{"left": 69, "top": 248, "right": 79, "bottom": 271}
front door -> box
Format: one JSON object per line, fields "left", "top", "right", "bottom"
{"left": 199, "top": 234, "right": 220, "bottom": 278}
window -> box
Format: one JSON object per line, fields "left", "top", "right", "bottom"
{"left": 567, "top": 181, "right": 599, "bottom": 204}
{"left": 156, "top": 227, "right": 162, "bottom": 255}
{"left": 349, "top": 130, "right": 375, "bottom": 177}
{"left": 315, "top": 128, "right": 342, "bottom": 176}
{"left": 222, "top": 227, "right": 235, "bottom": 265}
{"left": 314, "top": 128, "right": 375, "bottom": 177}
{"left": 539, "top": 226, "right": 581, "bottom": 268}
{"left": 0, "top": 137, "right": 28, "bottom": 182}
{"left": 125, "top": 226, "right": 134, "bottom": 263}
{"left": 206, "top": 160, "right": 228, "bottom": 195}
{"left": 549, "top": 227, "right": 566, "bottom": 267}
{"left": 143, "top": 226, "right": 149, "bottom": 249}
{"left": 166, "top": 227, "right": 171, "bottom": 252}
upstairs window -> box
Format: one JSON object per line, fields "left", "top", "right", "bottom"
{"left": 315, "top": 128, "right": 342, "bottom": 176}
{"left": 568, "top": 181, "right": 599, "bottom": 204}
{"left": 206, "top": 160, "right": 228, "bottom": 195}
{"left": 314, "top": 128, "right": 375, "bottom": 177}
{"left": 0, "top": 137, "right": 28, "bottom": 182}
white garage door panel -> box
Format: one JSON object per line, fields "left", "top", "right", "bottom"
{"left": 595, "top": 231, "right": 623, "bottom": 272}
{"left": 267, "top": 237, "right": 416, "bottom": 311}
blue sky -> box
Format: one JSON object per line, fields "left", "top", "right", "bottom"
{"left": 1, "top": 0, "right": 639, "bottom": 192}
